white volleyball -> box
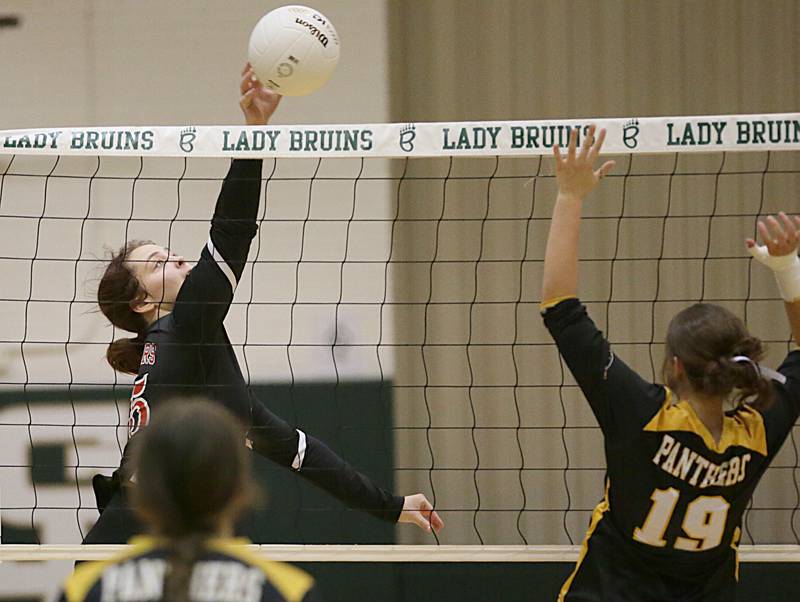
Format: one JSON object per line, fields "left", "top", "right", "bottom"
{"left": 248, "top": 5, "right": 340, "bottom": 97}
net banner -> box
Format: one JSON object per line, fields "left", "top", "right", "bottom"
{"left": 0, "top": 113, "right": 798, "bottom": 159}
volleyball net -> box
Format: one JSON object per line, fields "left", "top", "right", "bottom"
{"left": 0, "top": 115, "right": 799, "bottom": 577}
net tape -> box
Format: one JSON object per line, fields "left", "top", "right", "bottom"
{"left": 1, "top": 113, "right": 798, "bottom": 159}
{"left": 1, "top": 544, "right": 799, "bottom": 563}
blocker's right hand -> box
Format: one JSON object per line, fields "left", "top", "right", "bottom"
{"left": 240, "top": 62, "right": 282, "bottom": 126}
{"left": 398, "top": 493, "right": 444, "bottom": 534}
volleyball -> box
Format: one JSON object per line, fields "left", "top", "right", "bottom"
{"left": 248, "top": 5, "right": 340, "bottom": 97}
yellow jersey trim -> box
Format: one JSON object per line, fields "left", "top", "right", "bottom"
{"left": 540, "top": 295, "right": 578, "bottom": 313}
{"left": 643, "top": 388, "right": 767, "bottom": 456}
{"left": 207, "top": 538, "right": 315, "bottom": 602}
{"left": 64, "top": 536, "right": 313, "bottom": 602}
{"left": 558, "top": 480, "right": 611, "bottom": 602}
{"left": 63, "top": 537, "right": 159, "bottom": 602}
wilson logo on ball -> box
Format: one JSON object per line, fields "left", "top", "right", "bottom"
{"left": 294, "top": 18, "right": 330, "bottom": 47}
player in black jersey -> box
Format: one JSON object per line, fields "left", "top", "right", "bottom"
{"left": 59, "top": 399, "right": 320, "bottom": 602}
{"left": 85, "top": 63, "right": 443, "bottom": 544}
{"left": 541, "top": 126, "right": 800, "bottom": 601}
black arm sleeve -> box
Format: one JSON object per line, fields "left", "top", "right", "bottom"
{"left": 249, "top": 399, "right": 404, "bottom": 523}
{"left": 208, "top": 158, "right": 263, "bottom": 278}
{"left": 542, "top": 297, "right": 666, "bottom": 437}
{"left": 172, "top": 159, "right": 262, "bottom": 335}
{"left": 761, "top": 350, "right": 800, "bottom": 456}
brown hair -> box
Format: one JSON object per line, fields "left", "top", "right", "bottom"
{"left": 132, "top": 399, "right": 253, "bottom": 602}
{"left": 663, "top": 303, "right": 773, "bottom": 409}
{"left": 97, "top": 240, "right": 152, "bottom": 374}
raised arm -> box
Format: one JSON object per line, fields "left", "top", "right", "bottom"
{"left": 173, "top": 65, "right": 281, "bottom": 334}
{"left": 540, "top": 128, "right": 666, "bottom": 435}
{"left": 747, "top": 212, "right": 800, "bottom": 346}
{"left": 746, "top": 214, "right": 800, "bottom": 453}
{"left": 208, "top": 63, "right": 282, "bottom": 276}
{"left": 541, "top": 126, "right": 615, "bottom": 303}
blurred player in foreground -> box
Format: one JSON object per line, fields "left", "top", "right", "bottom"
{"left": 541, "top": 125, "right": 800, "bottom": 601}
{"left": 59, "top": 399, "right": 320, "bottom": 602}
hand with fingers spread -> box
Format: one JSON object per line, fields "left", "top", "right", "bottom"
{"left": 747, "top": 212, "right": 800, "bottom": 260}
{"left": 240, "top": 62, "right": 282, "bottom": 126}
{"left": 553, "top": 125, "right": 616, "bottom": 201}
{"left": 746, "top": 211, "right": 800, "bottom": 303}
{"left": 398, "top": 493, "right": 444, "bottom": 534}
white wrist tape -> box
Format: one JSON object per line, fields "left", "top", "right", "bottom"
{"left": 748, "top": 244, "right": 800, "bottom": 302}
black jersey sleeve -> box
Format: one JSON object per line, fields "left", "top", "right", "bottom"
{"left": 542, "top": 297, "right": 666, "bottom": 437}
{"left": 172, "top": 159, "right": 262, "bottom": 337}
{"left": 759, "top": 350, "right": 800, "bottom": 456}
{"left": 249, "top": 399, "right": 404, "bottom": 523}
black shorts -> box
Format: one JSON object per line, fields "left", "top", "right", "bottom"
{"left": 82, "top": 475, "right": 259, "bottom": 544}
{"left": 563, "top": 518, "right": 737, "bottom": 602}
{"left": 82, "top": 487, "right": 144, "bottom": 545}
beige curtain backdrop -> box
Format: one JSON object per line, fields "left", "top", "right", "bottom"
{"left": 390, "top": 0, "right": 798, "bottom": 121}
{"left": 388, "top": 0, "right": 800, "bottom": 544}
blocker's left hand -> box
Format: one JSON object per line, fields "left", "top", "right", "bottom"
{"left": 553, "top": 125, "right": 615, "bottom": 201}
{"left": 398, "top": 493, "right": 444, "bottom": 534}
{"left": 746, "top": 211, "right": 800, "bottom": 260}
{"left": 240, "top": 62, "right": 282, "bottom": 126}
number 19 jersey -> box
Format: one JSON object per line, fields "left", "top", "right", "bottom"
{"left": 542, "top": 298, "right": 800, "bottom": 602}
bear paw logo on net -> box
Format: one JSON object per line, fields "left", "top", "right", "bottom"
{"left": 180, "top": 126, "right": 197, "bottom": 153}
{"left": 623, "top": 119, "right": 640, "bottom": 149}
{"left": 399, "top": 124, "right": 416, "bottom": 152}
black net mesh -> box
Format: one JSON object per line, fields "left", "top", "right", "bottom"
{"left": 0, "top": 150, "right": 798, "bottom": 549}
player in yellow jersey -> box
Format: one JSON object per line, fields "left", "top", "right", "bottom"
{"left": 58, "top": 400, "right": 319, "bottom": 602}
{"left": 541, "top": 126, "right": 800, "bottom": 601}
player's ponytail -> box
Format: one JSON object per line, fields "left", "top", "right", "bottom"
{"left": 105, "top": 335, "right": 145, "bottom": 375}
{"left": 664, "top": 303, "right": 774, "bottom": 409}
{"left": 97, "top": 241, "right": 151, "bottom": 374}
{"left": 165, "top": 533, "right": 206, "bottom": 602}
{"left": 132, "top": 400, "right": 253, "bottom": 602}
{"left": 727, "top": 335, "right": 774, "bottom": 409}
